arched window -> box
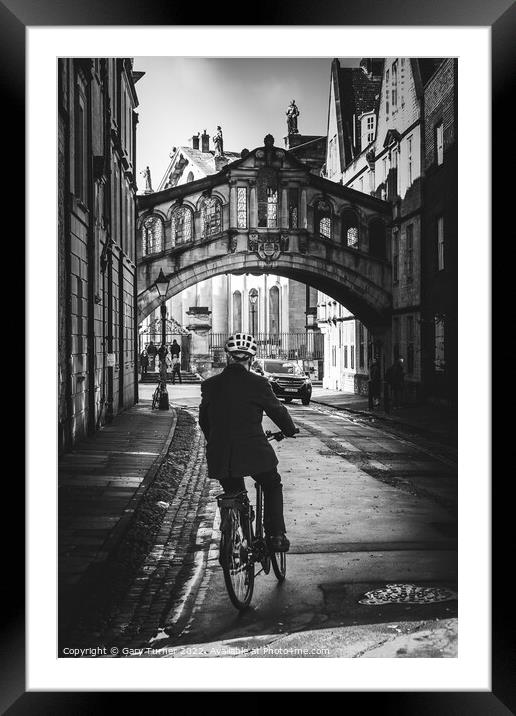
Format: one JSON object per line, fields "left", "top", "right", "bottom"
{"left": 142, "top": 215, "right": 163, "bottom": 255}
{"left": 369, "top": 218, "right": 387, "bottom": 260}
{"left": 257, "top": 168, "right": 278, "bottom": 228}
{"left": 201, "top": 196, "right": 222, "bottom": 238}
{"left": 232, "top": 291, "right": 242, "bottom": 333}
{"left": 315, "top": 200, "right": 332, "bottom": 239}
{"left": 186, "top": 171, "right": 194, "bottom": 183}
{"left": 269, "top": 285, "right": 280, "bottom": 335}
{"left": 342, "top": 210, "right": 359, "bottom": 249}
{"left": 171, "top": 206, "right": 193, "bottom": 246}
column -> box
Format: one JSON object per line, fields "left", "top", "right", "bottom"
{"left": 281, "top": 186, "right": 288, "bottom": 229}
{"left": 250, "top": 181, "right": 257, "bottom": 228}
{"left": 229, "top": 182, "right": 237, "bottom": 228}
{"left": 300, "top": 188, "right": 307, "bottom": 229}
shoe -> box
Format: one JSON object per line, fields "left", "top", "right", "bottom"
{"left": 267, "top": 534, "right": 290, "bottom": 552}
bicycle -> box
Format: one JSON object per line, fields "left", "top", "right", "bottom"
{"left": 151, "top": 379, "right": 167, "bottom": 410}
{"left": 216, "top": 429, "right": 297, "bottom": 610}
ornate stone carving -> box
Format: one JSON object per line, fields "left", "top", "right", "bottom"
{"left": 298, "top": 233, "right": 308, "bottom": 254}
{"left": 227, "top": 231, "right": 238, "bottom": 253}
{"left": 248, "top": 232, "right": 289, "bottom": 264}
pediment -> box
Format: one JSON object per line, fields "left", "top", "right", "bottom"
{"left": 383, "top": 128, "right": 402, "bottom": 148}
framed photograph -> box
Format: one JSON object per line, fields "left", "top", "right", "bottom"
{"left": 6, "top": 0, "right": 508, "bottom": 708}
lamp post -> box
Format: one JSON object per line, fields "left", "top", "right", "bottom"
{"left": 249, "top": 288, "right": 258, "bottom": 336}
{"left": 154, "top": 268, "right": 170, "bottom": 410}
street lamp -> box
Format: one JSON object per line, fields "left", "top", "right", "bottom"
{"left": 154, "top": 268, "right": 170, "bottom": 410}
{"left": 249, "top": 288, "right": 258, "bottom": 336}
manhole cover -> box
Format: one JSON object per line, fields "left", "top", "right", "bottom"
{"left": 358, "top": 583, "right": 457, "bottom": 605}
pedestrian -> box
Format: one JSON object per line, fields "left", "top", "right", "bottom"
{"left": 369, "top": 358, "right": 381, "bottom": 408}
{"left": 171, "top": 355, "right": 182, "bottom": 384}
{"left": 170, "top": 339, "right": 181, "bottom": 359}
{"left": 158, "top": 342, "right": 168, "bottom": 364}
{"left": 199, "top": 333, "right": 298, "bottom": 552}
{"left": 386, "top": 357, "right": 405, "bottom": 409}
{"left": 147, "top": 341, "right": 158, "bottom": 372}
{"left": 140, "top": 350, "right": 149, "bottom": 376}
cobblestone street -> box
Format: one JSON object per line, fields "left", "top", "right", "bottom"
{"left": 60, "top": 383, "right": 457, "bottom": 658}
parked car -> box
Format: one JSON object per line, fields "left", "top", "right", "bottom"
{"left": 251, "top": 358, "right": 312, "bottom": 405}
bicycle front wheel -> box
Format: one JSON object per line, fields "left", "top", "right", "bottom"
{"left": 221, "top": 509, "right": 254, "bottom": 610}
{"left": 271, "top": 550, "right": 287, "bottom": 582}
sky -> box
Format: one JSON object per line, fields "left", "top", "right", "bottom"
{"left": 132, "top": 57, "right": 360, "bottom": 191}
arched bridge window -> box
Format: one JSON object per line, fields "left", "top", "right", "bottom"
{"left": 201, "top": 196, "right": 222, "bottom": 238}
{"left": 257, "top": 168, "right": 278, "bottom": 229}
{"left": 315, "top": 200, "right": 332, "bottom": 239}
{"left": 142, "top": 215, "right": 164, "bottom": 255}
{"left": 342, "top": 209, "right": 359, "bottom": 249}
{"left": 171, "top": 205, "right": 193, "bottom": 246}
{"left": 369, "top": 218, "right": 387, "bottom": 260}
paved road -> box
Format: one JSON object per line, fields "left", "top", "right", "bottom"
{"left": 126, "top": 383, "right": 458, "bottom": 657}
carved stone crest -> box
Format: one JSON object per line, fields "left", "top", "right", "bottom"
{"left": 248, "top": 232, "right": 289, "bottom": 263}
{"left": 227, "top": 232, "right": 238, "bottom": 253}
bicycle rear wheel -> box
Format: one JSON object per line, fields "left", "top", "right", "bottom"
{"left": 271, "top": 550, "right": 287, "bottom": 582}
{"left": 221, "top": 508, "right": 254, "bottom": 610}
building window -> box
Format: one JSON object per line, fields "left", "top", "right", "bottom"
{"left": 288, "top": 188, "right": 298, "bottom": 228}
{"left": 257, "top": 168, "right": 278, "bottom": 228}
{"left": 232, "top": 291, "right": 242, "bottom": 333}
{"left": 342, "top": 209, "right": 359, "bottom": 249}
{"left": 437, "top": 216, "right": 445, "bottom": 271}
{"left": 142, "top": 215, "right": 164, "bottom": 255}
{"left": 391, "top": 60, "right": 398, "bottom": 108}
{"left": 407, "top": 135, "right": 413, "bottom": 185}
{"left": 332, "top": 346, "right": 337, "bottom": 367}
{"left": 74, "top": 89, "right": 87, "bottom": 203}
{"left": 237, "top": 187, "right": 247, "bottom": 229}
{"left": 171, "top": 206, "right": 193, "bottom": 245}
{"left": 351, "top": 345, "right": 355, "bottom": 370}
{"left": 344, "top": 345, "right": 348, "bottom": 369}
{"left": 315, "top": 200, "right": 332, "bottom": 239}
{"left": 406, "top": 315, "right": 414, "bottom": 375}
{"left": 436, "top": 122, "right": 444, "bottom": 165}
{"left": 434, "top": 316, "right": 445, "bottom": 372}
{"left": 269, "top": 285, "right": 280, "bottom": 335}
{"left": 385, "top": 69, "right": 390, "bottom": 115}
{"left": 393, "top": 228, "right": 400, "bottom": 283}
{"left": 201, "top": 197, "right": 222, "bottom": 238}
{"left": 406, "top": 223, "right": 414, "bottom": 280}
{"left": 367, "top": 115, "right": 375, "bottom": 143}
{"left": 186, "top": 171, "right": 194, "bottom": 183}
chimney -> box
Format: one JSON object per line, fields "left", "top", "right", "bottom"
{"left": 191, "top": 133, "right": 200, "bottom": 150}
{"left": 201, "top": 129, "right": 210, "bottom": 152}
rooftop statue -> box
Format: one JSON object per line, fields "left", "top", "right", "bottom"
{"left": 286, "top": 99, "right": 300, "bottom": 135}
{"left": 213, "top": 125, "right": 224, "bottom": 157}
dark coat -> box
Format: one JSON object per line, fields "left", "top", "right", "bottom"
{"left": 199, "top": 363, "right": 297, "bottom": 480}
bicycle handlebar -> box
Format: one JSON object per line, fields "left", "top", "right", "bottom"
{"left": 266, "top": 428, "right": 299, "bottom": 441}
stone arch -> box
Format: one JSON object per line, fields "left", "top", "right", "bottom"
{"left": 137, "top": 208, "right": 167, "bottom": 231}
{"left": 138, "top": 252, "right": 391, "bottom": 331}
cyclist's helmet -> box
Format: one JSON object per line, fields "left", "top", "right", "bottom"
{"left": 225, "top": 333, "right": 258, "bottom": 361}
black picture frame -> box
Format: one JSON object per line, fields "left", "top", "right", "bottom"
{"left": 7, "top": 0, "right": 510, "bottom": 710}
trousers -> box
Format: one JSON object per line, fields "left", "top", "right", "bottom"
{"left": 218, "top": 468, "right": 286, "bottom": 536}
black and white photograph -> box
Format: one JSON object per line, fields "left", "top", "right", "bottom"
{"left": 56, "top": 54, "right": 460, "bottom": 660}
{"left": 13, "top": 13, "right": 500, "bottom": 703}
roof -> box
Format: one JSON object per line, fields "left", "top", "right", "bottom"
{"left": 159, "top": 146, "right": 242, "bottom": 189}
{"left": 332, "top": 61, "right": 383, "bottom": 168}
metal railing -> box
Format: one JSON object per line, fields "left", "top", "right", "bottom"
{"left": 209, "top": 332, "right": 324, "bottom": 362}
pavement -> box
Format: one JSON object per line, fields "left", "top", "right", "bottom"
{"left": 310, "top": 387, "right": 457, "bottom": 445}
{"left": 58, "top": 396, "right": 177, "bottom": 627}
{"left": 59, "top": 382, "right": 458, "bottom": 658}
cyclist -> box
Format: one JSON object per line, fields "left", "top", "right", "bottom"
{"left": 199, "top": 333, "right": 297, "bottom": 552}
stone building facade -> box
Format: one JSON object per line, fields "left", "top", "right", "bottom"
{"left": 318, "top": 58, "right": 455, "bottom": 403}
{"left": 140, "top": 128, "right": 319, "bottom": 372}
{"left": 58, "top": 58, "right": 141, "bottom": 451}
{"left": 421, "top": 59, "right": 458, "bottom": 405}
